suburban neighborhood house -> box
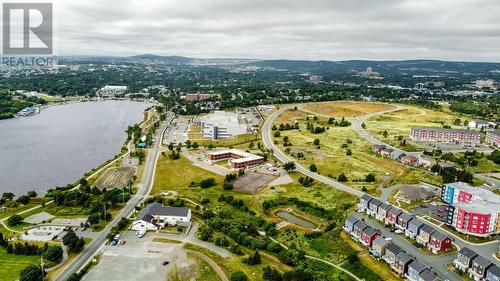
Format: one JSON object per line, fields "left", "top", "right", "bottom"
{"left": 207, "top": 149, "right": 265, "bottom": 170}
{"left": 131, "top": 202, "right": 192, "bottom": 232}
{"left": 410, "top": 127, "right": 481, "bottom": 144}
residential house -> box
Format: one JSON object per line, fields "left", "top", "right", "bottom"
{"left": 416, "top": 224, "right": 436, "bottom": 246}
{"left": 469, "top": 255, "right": 493, "bottom": 281}
{"left": 407, "top": 260, "right": 429, "bottom": 281}
{"left": 131, "top": 203, "right": 192, "bottom": 231}
{"left": 361, "top": 227, "right": 381, "bottom": 247}
{"left": 418, "top": 157, "right": 436, "bottom": 168}
{"left": 486, "top": 265, "right": 500, "bottom": 281}
{"left": 376, "top": 203, "right": 392, "bottom": 222}
{"left": 343, "top": 214, "right": 359, "bottom": 234}
{"left": 367, "top": 198, "right": 383, "bottom": 217}
{"left": 386, "top": 207, "right": 403, "bottom": 226}
{"left": 371, "top": 236, "right": 389, "bottom": 258}
{"left": 353, "top": 220, "right": 367, "bottom": 240}
{"left": 419, "top": 269, "right": 440, "bottom": 281}
{"left": 428, "top": 232, "right": 452, "bottom": 254}
{"left": 396, "top": 212, "right": 414, "bottom": 231}
{"left": 400, "top": 155, "right": 419, "bottom": 166}
{"left": 381, "top": 147, "right": 394, "bottom": 157}
{"left": 359, "top": 194, "right": 373, "bottom": 212}
{"left": 390, "top": 150, "right": 405, "bottom": 160}
{"left": 373, "top": 144, "right": 387, "bottom": 154}
{"left": 406, "top": 219, "right": 424, "bottom": 239}
{"left": 383, "top": 242, "right": 402, "bottom": 265}
{"left": 392, "top": 251, "right": 414, "bottom": 276}
{"left": 454, "top": 247, "right": 478, "bottom": 272}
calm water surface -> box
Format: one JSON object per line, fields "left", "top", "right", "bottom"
{"left": 0, "top": 100, "right": 152, "bottom": 196}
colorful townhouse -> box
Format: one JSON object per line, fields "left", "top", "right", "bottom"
{"left": 410, "top": 127, "right": 481, "bottom": 144}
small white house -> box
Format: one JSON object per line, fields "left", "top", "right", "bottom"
{"left": 131, "top": 202, "right": 191, "bottom": 232}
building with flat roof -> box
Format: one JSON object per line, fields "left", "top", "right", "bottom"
{"left": 410, "top": 127, "right": 480, "bottom": 144}
{"left": 200, "top": 111, "right": 247, "bottom": 140}
{"left": 98, "top": 85, "right": 127, "bottom": 97}
{"left": 185, "top": 93, "right": 212, "bottom": 102}
{"left": 207, "top": 149, "right": 264, "bottom": 170}
{"left": 442, "top": 182, "right": 500, "bottom": 236}
{"left": 487, "top": 130, "right": 500, "bottom": 147}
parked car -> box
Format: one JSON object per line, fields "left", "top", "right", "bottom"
{"left": 394, "top": 229, "right": 403, "bottom": 234}
{"left": 119, "top": 240, "right": 125, "bottom": 245}
{"left": 111, "top": 240, "right": 118, "bottom": 246}
{"left": 162, "top": 261, "right": 170, "bottom": 266}
{"left": 114, "top": 234, "right": 120, "bottom": 241}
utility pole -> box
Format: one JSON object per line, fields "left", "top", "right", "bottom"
{"left": 40, "top": 256, "right": 44, "bottom": 279}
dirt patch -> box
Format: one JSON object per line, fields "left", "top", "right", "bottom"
{"left": 233, "top": 172, "right": 278, "bottom": 193}
{"left": 93, "top": 167, "right": 136, "bottom": 190}
{"left": 304, "top": 101, "right": 396, "bottom": 117}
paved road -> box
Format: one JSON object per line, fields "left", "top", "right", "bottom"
{"left": 262, "top": 106, "right": 364, "bottom": 197}
{"left": 54, "top": 113, "right": 175, "bottom": 281}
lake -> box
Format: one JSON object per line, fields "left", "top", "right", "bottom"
{"left": 276, "top": 211, "right": 316, "bottom": 229}
{"left": 0, "top": 100, "right": 152, "bottom": 196}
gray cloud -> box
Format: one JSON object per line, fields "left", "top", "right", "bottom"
{"left": 53, "top": 0, "right": 500, "bottom": 61}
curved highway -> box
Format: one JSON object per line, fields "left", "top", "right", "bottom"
{"left": 262, "top": 106, "right": 364, "bottom": 197}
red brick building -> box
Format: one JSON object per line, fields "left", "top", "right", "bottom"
{"left": 410, "top": 128, "right": 480, "bottom": 144}
{"left": 207, "top": 149, "right": 264, "bottom": 170}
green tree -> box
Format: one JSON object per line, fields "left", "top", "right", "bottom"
{"left": 8, "top": 215, "right": 23, "bottom": 226}
{"left": 383, "top": 130, "right": 389, "bottom": 138}
{"left": 263, "top": 266, "right": 283, "bottom": 281}
{"left": 43, "top": 245, "right": 63, "bottom": 263}
{"left": 365, "top": 173, "right": 376, "bottom": 182}
{"left": 338, "top": 173, "right": 348, "bottom": 182}
{"left": 309, "top": 164, "right": 318, "bottom": 172}
{"left": 313, "top": 139, "right": 320, "bottom": 145}
{"left": 283, "top": 162, "right": 296, "bottom": 171}
{"left": 231, "top": 271, "right": 248, "bottom": 281}
{"left": 19, "top": 264, "right": 45, "bottom": 281}
{"left": 200, "top": 178, "right": 216, "bottom": 188}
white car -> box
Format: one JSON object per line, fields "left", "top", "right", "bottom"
{"left": 394, "top": 229, "right": 403, "bottom": 234}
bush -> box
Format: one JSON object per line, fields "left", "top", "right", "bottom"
{"left": 200, "top": 178, "right": 216, "bottom": 188}
{"left": 338, "top": 173, "right": 348, "bottom": 182}
{"left": 365, "top": 173, "right": 376, "bottom": 182}
{"left": 231, "top": 271, "right": 248, "bottom": 281}
{"left": 8, "top": 215, "right": 23, "bottom": 226}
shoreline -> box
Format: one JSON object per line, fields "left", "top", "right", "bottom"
{"left": 0, "top": 99, "right": 158, "bottom": 196}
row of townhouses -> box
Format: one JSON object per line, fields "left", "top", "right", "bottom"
{"left": 410, "top": 128, "right": 481, "bottom": 144}
{"left": 372, "top": 145, "right": 435, "bottom": 167}
{"left": 453, "top": 247, "right": 500, "bottom": 281}
{"left": 344, "top": 213, "right": 441, "bottom": 281}
{"left": 358, "top": 195, "right": 453, "bottom": 254}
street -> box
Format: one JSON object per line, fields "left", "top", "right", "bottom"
{"left": 54, "top": 113, "right": 175, "bottom": 281}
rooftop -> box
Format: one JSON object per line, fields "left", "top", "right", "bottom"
{"left": 136, "top": 202, "right": 190, "bottom": 223}
{"left": 472, "top": 255, "right": 493, "bottom": 268}
{"left": 446, "top": 182, "right": 500, "bottom": 213}
{"left": 207, "top": 149, "right": 264, "bottom": 163}
{"left": 386, "top": 242, "right": 401, "bottom": 254}
{"left": 419, "top": 269, "right": 437, "bottom": 281}
{"left": 411, "top": 127, "right": 480, "bottom": 134}
{"left": 409, "top": 260, "right": 428, "bottom": 273}
{"left": 458, "top": 247, "right": 477, "bottom": 259}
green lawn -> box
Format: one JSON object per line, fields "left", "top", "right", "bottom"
{"left": 152, "top": 155, "right": 224, "bottom": 195}
{"left": 0, "top": 248, "right": 39, "bottom": 281}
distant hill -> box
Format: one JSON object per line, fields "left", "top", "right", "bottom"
{"left": 245, "top": 59, "right": 500, "bottom": 75}
{"left": 128, "top": 54, "right": 192, "bottom": 64}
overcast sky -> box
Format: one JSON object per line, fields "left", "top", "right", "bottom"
{"left": 54, "top": 0, "right": 500, "bottom": 62}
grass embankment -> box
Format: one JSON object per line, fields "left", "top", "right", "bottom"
{"left": 273, "top": 110, "right": 441, "bottom": 192}
{"left": 0, "top": 248, "right": 40, "bottom": 281}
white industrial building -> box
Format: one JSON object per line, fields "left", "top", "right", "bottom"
{"left": 131, "top": 203, "right": 191, "bottom": 232}
{"left": 200, "top": 111, "right": 247, "bottom": 140}
{"left": 97, "top": 85, "right": 128, "bottom": 97}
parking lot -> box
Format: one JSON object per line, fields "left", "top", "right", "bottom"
{"left": 163, "top": 116, "right": 191, "bottom": 144}
{"left": 233, "top": 171, "right": 277, "bottom": 193}
{"left": 83, "top": 232, "right": 191, "bottom": 281}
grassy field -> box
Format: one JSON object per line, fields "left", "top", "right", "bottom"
{"left": 341, "top": 232, "right": 402, "bottom": 281}
{"left": 188, "top": 252, "right": 222, "bottom": 281}
{"left": 273, "top": 114, "right": 441, "bottom": 192}
{"left": 152, "top": 155, "right": 224, "bottom": 195}
{"left": 0, "top": 248, "right": 39, "bottom": 281}
{"left": 303, "top": 101, "right": 396, "bottom": 117}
